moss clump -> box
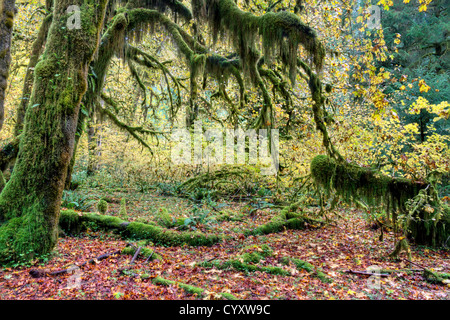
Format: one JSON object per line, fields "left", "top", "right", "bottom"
{"left": 152, "top": 276, "right": 238, "bottom": 300}
{"left": 119, "top": 198, "right": 127, "bottom": 218}
{"left": 97, "top": 199, "right": 108, "bottom": 214}
{"left": 34, "top": 57, "right": 58, "bottom": 79}
{"left": 121, "top": 244, "right": 162, "bottom": 261}
{"left": 214, "top": 210, "right": 244, "bottom": 222}
{"left": 280, "top": 256, "right": 332, "bottom": 283}
{"left": 125, "top": 221, "right": 220, "bottom": 247}
{"left": 240, "top": 244, "right": 273, "bottom": 264}
{"left": 83, "top": 212, "right": 124, "bottom": 229}
{"left": 246, "top": 203, "right": 323, "bottom": 235}
{"left": 404, "top": 190, "right": 450, "bottom": 247}
{"left": 198, "top": 259, "right": 290, "bottom": 276}
{"left": 153, "top": 276, "right": 204, "bottom": 296}
{"left": 198, "top": 244, "right": 288, "bottom": 276}
{"left": 155, "top": 207, "right": 174, "bottom": 228}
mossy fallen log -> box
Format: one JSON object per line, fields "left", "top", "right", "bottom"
{"left": 424, "top": 270, "right": 450, "bottom": 285}
{"left": 280, "top": 256, "right": 332, "bottom": 283}
{"left": 59, "top": 210, "right": 221, "bottom": 247}
{"left": 245, "top": 203, "right": 324, "bottom": 236}
{"left": 198, "top": 259, "right": 290, "bottom": 276}
{"left": 198, "top": 244, "right": 290, "bottom": 276}
{"left": 152, "top": 276, "right": 238, "bottom": 300}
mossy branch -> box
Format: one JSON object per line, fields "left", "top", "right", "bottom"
{"left": 192, "top": 0, "right": 325, "bottom": 83}
{"left": 97, "top": 99, "right": 163, "bottom": 154}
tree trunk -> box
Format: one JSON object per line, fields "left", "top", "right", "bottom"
{"left": 87, "top": 114, "right": 97, "bottom": 176}
{"left": 0, "top": 0, "right": 108, "bottom": 264}
{"left": 0, "top": 0, "right": 16, "bottom": 132}
{"left": 64, "top": 113, "right": 84, "bottom": 190}
{"left": 14, "top": 12, "right": 52, "bottom": 136}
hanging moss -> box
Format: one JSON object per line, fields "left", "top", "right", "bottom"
{"left": 192, "top": 0, "right": 325, "bottom": 83}
{"left": 310, "top": 155, "right": 449, "bottom": 247}
{"left": 404, "top": 190, "right": 450, "bottom": 247}
{"left": 310, "top": 155, "right": 427, "bottom": 214}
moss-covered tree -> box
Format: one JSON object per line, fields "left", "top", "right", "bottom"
{"left": 0, "top": 0, "right": 16, "bottom": 132}
{"left": 0, "top": 0, "right": 109, "bottom": 263}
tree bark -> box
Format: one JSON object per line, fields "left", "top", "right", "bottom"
{"left": 0, "top": 0, "right": 108, "bottom": 264}
{"left": 0, "top": 0, "right": 16, "bottom": 132}
{"left": 14, "top": 12, "right": 52, "bottom": 137}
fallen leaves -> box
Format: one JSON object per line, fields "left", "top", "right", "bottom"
{"left": 0, "top": 192, "right": 449, "bottom": 300}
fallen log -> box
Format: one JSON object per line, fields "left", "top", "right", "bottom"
{"left": 130, "top": 246, "right": 142, "bottom": 264}
{"left": 59, "top": 210, "right": 221, "bottom": 247}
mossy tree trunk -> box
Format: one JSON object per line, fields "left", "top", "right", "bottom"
{"left": 0, "top": 0, "right": 16, "bottom": 132}
{"left": 0, "top": 0, "right": 108, "bottom": 264}
{"left": 14, "top": 12, "right": 52, "bottom": 137}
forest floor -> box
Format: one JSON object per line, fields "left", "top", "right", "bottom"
{"left": 0, "top": 188, "right": 449, "bottom": 300}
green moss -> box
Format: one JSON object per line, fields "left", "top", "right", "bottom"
{"left": 59, "top": 210, "right": 84, "bottom": 235}
{"left": 155, "top": 207, "right": 174, "bottom": 228}
{"left": 310, "top": 155, "right": 426, "bottom": 213}
{"left": 97, "top": 199, "right": 108, "bottom": 214}
{"left": 34, "top": 58, "right": 58, "bottom": 79}
{"left": 119, "top": 198, "right": 127, "bottom": 218}
{"left": 57, "top": 211, "right": 220, "bottom": 247}
{"left": 246, "top": 204, "right": 323, "bottom": 235}
{"left": 121, "top": 245, "right": 162, "bottom": 261}
{"left": 84, "top": 212, "right": 124, "bottom": 229}
{"left": 153, "top": 276, "right": 204, "bottom": 296}
{"left": 192, "top": 0, "right": 325, "bottom": 83}
{"left": 58, "top": 86, "right": 75, "bottom": 110}
{"left": 152, "top": 276, "right": 238, "bottom": 299}
{"left": 5, "top": 10, "right": 14, "bottom": 28}
{"left": 281, "top": 257, "right": 332, "bottom": 283}
{"left": 310, "top": 155, "right": 449, "bottom": 247}
{"left": 198, "top": 259, "right": 290, "bottom": 276}
{"left": 125, "top": 221, "right": 220, "bottom": 247}
{"left": 0, "top": 207, "right": 57, "bottom": 265}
